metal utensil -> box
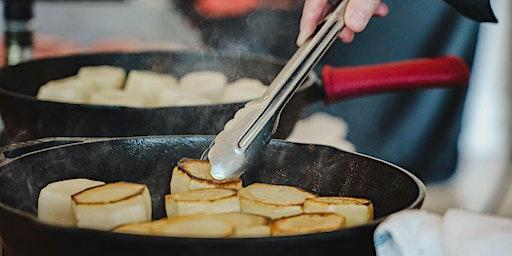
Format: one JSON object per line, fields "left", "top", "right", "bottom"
{"left": 203, "top": 0, "right": 349, "bottom": 180}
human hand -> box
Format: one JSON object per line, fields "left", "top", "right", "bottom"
{"left": 296, "top": 0, "right": 388, "bottom": 45}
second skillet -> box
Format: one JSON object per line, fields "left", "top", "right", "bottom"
{"left": 0, "top": 51, "right": 469, "bottom": 143}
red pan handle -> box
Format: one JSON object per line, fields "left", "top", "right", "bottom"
{"left": 321, "top": 56, "right": 470, "bottom": 102}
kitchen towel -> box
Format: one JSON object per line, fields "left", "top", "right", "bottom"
{"left": 374, "top": 208, "right": 512, "bottom": 256}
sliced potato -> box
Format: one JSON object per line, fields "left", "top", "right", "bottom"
{"left": 271, "top": 213, "right": 345, "bottom": 236}
{"left": 150, "top": 215, "right": 234, "bottom": 238}
{"left": 124, "top": 70, "right": 179, "bottom": 104}
{"left": 112, "top": 221, "right": 156, "bottom": 235}
{"left": 71, "top": 182, "right": 152, "bottom": 230}
{"left": 77, "top": 66, "right": 126, "bottom": 90}
{"left": 213, "top": 213, "right": 270, "bottom": 238}
{"left": 37, "top": 178, "right": 105, "bottom": 226}
{"left": 173, "top": 94, "right": 213, "bottom": 106}
{"left": 220, "top": 78, "right": 267, "bottom": 104}
{"left": 156, "top": 87, "right": 182, "bottom": 106}
{"left": 170, "top": 159, "right": 242, "bottom": 194}
{"left": 179, "top": 71, "right": 227, "bottom": 100}
{"left": 215, "top": 212, "right": 269, "bottom": 227}
{"left": 303, "top": 196, "right": 373, "bottom": 227}
{"left": 114, "top": 214, "right": 269, "bottom": 238}
{"left": 89, "top": 89, "right": 146, "bottom": 107}
{"left": 234, "top": 225, "right": 271, "bottom": 238}
{"left": 37, "top": 77, "right": 92, "bottom": 104}
{"left": 238, "top": 183, "right": 315, "bottom": 219}
{"left": 165, "top": 188, "right": 240, "bottom": 217}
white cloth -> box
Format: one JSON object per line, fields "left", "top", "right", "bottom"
{"left": 374, "top": 209, "right": 512, "bottom": 256}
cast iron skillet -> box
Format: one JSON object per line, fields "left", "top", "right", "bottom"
{"left": 0, "top": 51, "right": 469, "bottom": 143}
{"left": 0, "top": 136, "right": 425, "bottom": 256}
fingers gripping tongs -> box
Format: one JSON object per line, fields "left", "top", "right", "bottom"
{"left": 201, "top": 0, "right": 349, "bottom": 180}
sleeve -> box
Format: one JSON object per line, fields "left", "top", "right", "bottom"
{"left": 443, "top": 0, "right": 497, "bottom": 22}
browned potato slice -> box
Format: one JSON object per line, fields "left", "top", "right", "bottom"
{"left": 234, "top": 225, "right": 271, "bottom": 238}
{"left": 271, "top": 213, "right": 345, "bottom": 236}
{"left": 150, "top": 215, "right": 234, "bottom": 238}
{"left": 213, "top": 213, "right": 271, "bottom": 238}
{"left": 303, "top": 197, "right": 373, "bottom": 227}
{"left": 37, "top": 178, "right": 105, "bottom": 226}
{"left": 170, "top": 159, "right": 242, "bottom": 194}
{"left": 71, "top": 182, "right": 152, "bottom": 230}
{"left": 77, "top": 66, "right": 126, "bottom": 90}
{"left": 165, "top": 188, "right": 240, "bottom": 217}
{"left": 113, "top": 221, "right": 155, "bottom": 235}
{"left": 238, "top": 183, "right": 315, "bottom": 220}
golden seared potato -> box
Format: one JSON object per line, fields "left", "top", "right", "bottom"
{"left": 303, "top": 196, "right": 374, "bottom": 227}
{"left": 170, "top": 158, "right": 242, "bottom": 194}
{"left": 37, "top": 178, "right": 105, "bottom": 226}
{"left": 112, "top": 221, "right": 156, "bottom": 235}
{"left": 238, "top": 183, "right": 315, "bottom": 220}
{"left": 165, "top": 188, "right": 240, "bottom": 217}
{"left": 71, "top": 182, "right": 152, "bottom": 231}
{"left": 212, "top": 213, "right": 270, "bottom": 238}
{"left": 149, "top": 215, "right": 234, "bottom": 238}
{"left": 271, "top": 213, "right": 345, "bottom": 236}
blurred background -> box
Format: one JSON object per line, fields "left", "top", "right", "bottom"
{"left": 0, "top": 0, "right": 510, "bottom": 216}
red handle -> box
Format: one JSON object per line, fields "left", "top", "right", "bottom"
{"left": 321, "top": 56, "right": 470, "bottom": 102}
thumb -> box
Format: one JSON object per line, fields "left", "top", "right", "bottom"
{"left": 344, "top": 0, "right": 381, "bottom": 33}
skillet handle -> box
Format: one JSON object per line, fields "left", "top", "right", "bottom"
{"left": 321, "top": 56, "right": 470, "bottom": 102}
{"left": 0, "top": 137, "right": 94, "bottom": 164}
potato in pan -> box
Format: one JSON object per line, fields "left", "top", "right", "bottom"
{"left": 165, "top": 188, "right": 240, "bottom": 216}
{"left": 71, "top": 182, "right": 152, "bottom": 231}
{"left": 36, "top": 158, "right": 373, "bottom": 238}
{"left": 271, "top": 213, "right": 345, "bottom": 236}
{"left": 170, "top": 159, "right": 243, "bottom": 194}
{"left": 38, "top": 178, "right": 105, "bottom": 226}
{"left": 238, "top": 183, "right": 315, "bottom": 220}
{"left": 304, "top": 197, "right": 374, "bottom": 227}
{"left": 36, "top": 66, "right": 267, "bottom": 107}
{"left": 113, "top": 213, "right": 271, "bottom": 238}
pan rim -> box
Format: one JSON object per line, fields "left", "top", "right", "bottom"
{"left": 0, "top": 50, "right": 288, "bottom": 109}
{"left": 0, "top": 135, "right": 425, "bottom": 242}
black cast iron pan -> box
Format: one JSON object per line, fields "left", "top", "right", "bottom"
{"left": 0, "top": 135, "right": 425, "bottom": 256}
{"left": 0, "top": 51, "right": 469, "bottom": 144}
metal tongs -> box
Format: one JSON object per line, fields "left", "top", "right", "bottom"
{"left": 202, "top": 0, "right": 349, "bottom": 180}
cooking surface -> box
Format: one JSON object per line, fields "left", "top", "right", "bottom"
{"left": 0, "top": 136, "right": 421, "bottom": 219}
{"left": 0, "top": 136, "right": 423, "bottom": 255}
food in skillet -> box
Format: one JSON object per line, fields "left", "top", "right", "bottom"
{"left": 71, "top": 182, "right": 152, "bottom": 230}
{"left": 36, "top": 159, "right": 373, "bottom": 237}
{"left": 170, "top": 158, "right": 243, "bottom": 194}
{"left": 165, "top": 188, "right": 241, "bottom": 216}
{"left": 238, "top": 183, "right": 315, "bottom": 220}
{"left": 271, "top": 213, "right": 345, "bottom": 236}
{"left": 36, "top": 66, "right": 268, "bottom": 107}
{"left": 38, "top": 178, "right": 105, "bottom": 226}
{"left": 304, "top": 196, "right": 374, "bottom": 227}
